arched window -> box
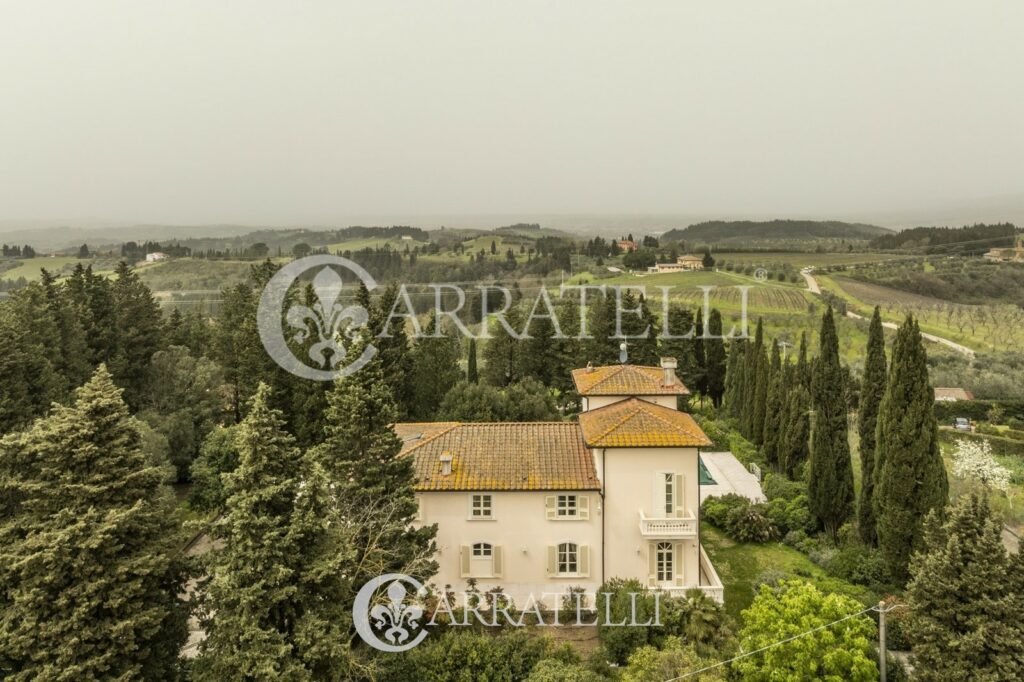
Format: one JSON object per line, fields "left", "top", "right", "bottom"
{"left": 655, "top": 541, "right": 674, "bottom": 582}
{"left": 472, "top": 542, "right": 492, "bottom": 557}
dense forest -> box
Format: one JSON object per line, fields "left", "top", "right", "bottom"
{"left": 662, "top": 220, "right": 890, "bottom": 245}
{"left": 868, "top": 223, "right": 1017, "bottom": 253}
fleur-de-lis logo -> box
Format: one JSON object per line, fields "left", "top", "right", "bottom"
{"left": 369, "top": 580, "right": 424, "bottom": 646}
{"left": 257, "top": 255, "right": 378, "bottom": 381}
{"left": 285, "top": 267, "right": 369, "bottom": 370}
{"left": 354, "top": 573, "right": 430, "bottom": 652}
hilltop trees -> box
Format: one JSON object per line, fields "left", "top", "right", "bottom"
{"left": 0, "top": 366, "right": 189, "bottom": 679}
{"left": 905, "top": 494, "right": 1024, "bottom": 680}
{"left": 874, "top": 316, "right": 948, "bottom": 584}
{"left": 808, "top": 307, "right": 855, "bottom": 537}
{"left": 857, "top": 306, "right": 887, "bottom": 545}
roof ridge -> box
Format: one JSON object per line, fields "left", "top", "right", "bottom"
{"left": 584, "top": 364, "right": 631, "bottom": 392}
{"left": 398, "top": 422, "right": 461, "bottom": 456}
{"left": 589, "top": 398, "right": 646, "bottom": 443}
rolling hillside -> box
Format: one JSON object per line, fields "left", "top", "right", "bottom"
{"left": 662, "top": 220, "right": 891, "bottom": 247}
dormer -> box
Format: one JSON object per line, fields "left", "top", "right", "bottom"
{"left": 571, "top": 358, "right": 690, "bottom": 412}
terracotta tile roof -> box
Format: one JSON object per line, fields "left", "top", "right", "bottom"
{"left": 396, "top": 422, "right": 601, "bottom": 492}
{"left": 571, "top": 364, "right": 690, "bottom": 396}
{"left": 578, "top": 398, "right": 712, "bottom": 448}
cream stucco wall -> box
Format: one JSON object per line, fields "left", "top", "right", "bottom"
{"left": 415, "top": 490, "right": 603, "bottom": 607}
{"left": 583, "top": 394, "right": 677, "bottom": 411}
{"left": 600, "top": 446, "right": 701, "bottom": 589}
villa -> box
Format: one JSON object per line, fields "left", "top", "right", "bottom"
{"left": 397, "top": 358, "right": 725, "bottom": 607}
{"left": 651, "top": 254, "right": 705, "bottom": 273}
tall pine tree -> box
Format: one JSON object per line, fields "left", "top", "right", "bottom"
{"left": 807, "top": 307, "right": 855, "bottom": 537}
{"left": 195, "top": 383, "right": 352, "bottom": 679}
{"left": 0, "top": 366, "right": 188, "bottom": 679}
{"left": 857, "top": 306, "right": 887, "bottom": 545}
{"left": 906, "top": 494, "right": 1024, "bottom": 680}
{"left": 874, "top": 316, "right": 948, "bottom": 584}
{"left": 761, "top": 340, "right": 784, "bottom": 470}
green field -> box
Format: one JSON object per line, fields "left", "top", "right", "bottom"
{"left": 0, "top": 256, "right": 83, "bottom": 281}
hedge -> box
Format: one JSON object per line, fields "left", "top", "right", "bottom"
{"left": 933, "top": 399, "right": 1024, "bottom": 423}
{"left": 938, "top": 430, "right": 1024, "bottom": 458}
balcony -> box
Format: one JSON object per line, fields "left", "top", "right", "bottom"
{"left": 638, "top": 509, "right": 697, "bottom": 538}
{"left": 646, "top": 544, "right": 724, "bottom": 604}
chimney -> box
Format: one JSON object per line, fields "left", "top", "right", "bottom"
{"left": 439, "top": 452, "right": 453, "bottom": 476}
{"left": 660, "top": 357, "right": 678, "bottom": 387}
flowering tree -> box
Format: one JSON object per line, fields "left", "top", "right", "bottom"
{"left": 951, "top": 439, "right": 1011, "bottom": 494}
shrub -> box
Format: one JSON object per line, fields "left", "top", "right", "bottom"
{"left": 596, "top": 578, "right": 655, "bottom": 665}
{"left": 701, "top": 493, "right": 749, "bottom": 528}
{"left": 762, "top": 472, "right": 806, "bottom": 502}
{"left": 380, "top": 629, "right": 553, "bottom": 681}
{"left": 726, "top": 505, "right": 780, "bottom": 543}
{"left": 826, "top": 545, "right": 892, "bottom": 589}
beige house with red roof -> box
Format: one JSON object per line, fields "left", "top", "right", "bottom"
{"left": 397, "top": 358, "right": 724, "bottom": 607}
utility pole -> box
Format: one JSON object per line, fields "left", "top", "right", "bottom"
{"left": 878, "top": 600, "right": 887, "bottom": 682}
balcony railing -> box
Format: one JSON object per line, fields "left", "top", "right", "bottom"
{"left": 638, "top": 509, "right": 697, "bottom": 538}
{"left": 646, "top": 544, "right": 724, "bottom": 604}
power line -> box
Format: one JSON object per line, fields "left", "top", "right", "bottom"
{"left": 663, "top": 606, "right": 877, "bottom": 681}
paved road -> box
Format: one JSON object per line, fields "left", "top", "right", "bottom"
{"left": 799, "top": 268, "right": 975, "bottom": 358}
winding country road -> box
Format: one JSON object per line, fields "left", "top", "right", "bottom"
{"left": 799, "top": 268, "right": 976, "bottom": 358}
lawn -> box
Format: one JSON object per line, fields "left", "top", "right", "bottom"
{"left": 701, "top": 526, "right": 876, "bottom": 621}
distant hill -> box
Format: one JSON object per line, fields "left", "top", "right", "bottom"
{"left": 662, "top": 220, "right": 891, "bottom": 246}
{"left": 867, "top": 223, "right": 1017, "bottom": 254}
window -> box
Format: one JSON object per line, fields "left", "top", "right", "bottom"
{"left": 470, "top": 494, "right": 492, "bottom": 519}
{"left": 664, "top": 473, "right": 674, "bottom": 515}
{"left": 656, "top": 542, "right": 674, "bottom": 582}
{"left": 557, "top": 542, "right": 578, "bottom": 575}
{"left": 557, "top": 494, "right": 578, "bottom": 517}
{"left": 462, "top": 542, "right": 502, "bottom": 578}
{"left": 545, "top": 494, "right": 590, "bottom": 520}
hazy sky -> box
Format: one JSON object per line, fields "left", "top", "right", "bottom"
{"left": 2, "top": 1, "right": 1022, "bottom": 226}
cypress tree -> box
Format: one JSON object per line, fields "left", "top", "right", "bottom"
{"left": 370, "top": 282, "right": 415, "bottom": 420}
{"left": 906, "top": 494, "right": 1024, "bottom": 679}
{"left": 585, "top": 290, "right": 619, "bottom": 365}
{"left": 741, "top": 320, "right": 764, "bottom": 438}
{"left": 467, "top": 338, "right": 479, "bottom": 383}
{"left": 874, "top": 316, "right": 948, "bottom": 584}
{"left": 693, "top": 307, "right": 707, "bottom": 399}
{"left": 704, "top": 309, "right": 727, "bottom": 408}
{"left": 0, "top": 366, "right": 188, "bottom": 679}
{"left": 795, "top": 331, "right": 809, "bottom": 391}
{"left": 857, "top": 306, "right": 887, "bottom": 545}
{"left": 659, "top": 304, "right": 697, "bottom": 390}
{"left": 408, "top": 314, "right": 462, "bottom": 420}
{"left": 481, "top": 305, "right": 525, "bottom": 387}
{"left": 781, "top": 384, "right": 811, "bottom": 478}
{"left": 808, "top": 307, "right": 855, "bottom": 537}
{"left": 749, "top": 321, "right": 768, "bottom": 445}
{"left": 722, "top": 338, "right": 745, "bottom": 418}
{"left": 761, "top": 340, "right": 783, "bottom": 470}
{"left": 194, "top": 384, "right": 351, "bottom": 678}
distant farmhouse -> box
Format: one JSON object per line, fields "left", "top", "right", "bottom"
{"left": 651, "top": 254, "right": 705, "bottom": 273}
{"left": 617, "top": 239, "right": 638, "bottom": 252}
{"left": 934, "top": 387, "right": 974, "bottom": 402}
{"left": 983, "top": 235, "right": 1024, "bottom": 262}
{"left": 144, "top": 252, "right": 169, "bottom": 263}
